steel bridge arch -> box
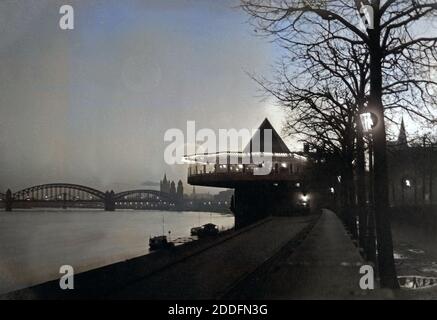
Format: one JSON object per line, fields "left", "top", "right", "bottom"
{"left": 13, "top": 183, "right": 106, "bottom": 200}
{"left": 114, "top": 189, "right": 173, "bottom": 201}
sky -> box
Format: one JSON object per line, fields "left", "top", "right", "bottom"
{"left": 0, "top": 1, "right": 434, "bottom": 194}
{"left": 0, "top": 0, "right": 285, "bottom": 192}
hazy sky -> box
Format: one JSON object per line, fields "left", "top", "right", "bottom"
{"left": 0, "top": 0, "right": 285, "bottom": 192}
{"left": 1, "top": 1, "right": 433, "bottom": 194}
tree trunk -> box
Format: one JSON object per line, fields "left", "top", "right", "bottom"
{"left": 430, "top": 144, "right": 434, "bottom": 204}
{"left": 368, "top": 6, "right": 399, "bottom": 289}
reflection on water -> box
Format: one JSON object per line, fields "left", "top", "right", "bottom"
{"left": 0, "top": 209, "right": 234, "bottom": 294}
{"left": 394, "top": 252, "right": 409, "bottom": 260}
{"left": 398, "top": 276, "right": 437, "bottom": 289}
{"left": 407, "top": 249, "right": 425, "bottom": 254}
{"left": 419, "top": 265, "right": 437, "bottom": 274}
{"left": 394, "top": 241, "right": 437, "bottom": 292}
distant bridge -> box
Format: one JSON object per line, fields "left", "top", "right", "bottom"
{"left": 0, "top": 183, "right": 178, "bottom": 211}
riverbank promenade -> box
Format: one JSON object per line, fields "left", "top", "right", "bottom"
{"left": 2, "top": 210, "right": 394, "bottom": 299}
{"left": 226, "top": 209, "right": 394, "bottom": 299}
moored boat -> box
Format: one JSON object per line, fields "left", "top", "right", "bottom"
{"left": 149, "top": 235, "right": 174, "bottom": 251}
{"left": 196, "top": 223, "right": 219, "bottom": 238}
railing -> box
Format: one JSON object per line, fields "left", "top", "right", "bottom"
{"left": 188, "top": 161, "right": 304, "bottom": 177}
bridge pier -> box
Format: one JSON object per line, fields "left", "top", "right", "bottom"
{"left": 62, "top": 193, "right": 67, "bottom": 209}
{"left": 104, "top": 190, "right": 116, "bottom": 211}
{"left": 5, "top": 189, "right": 12, "bottom": 212}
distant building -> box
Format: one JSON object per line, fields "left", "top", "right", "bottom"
{"left": 387, "top": 120, "right": 437, "bottom": 206}
{"left": 214, "top": 189, "right": 233, "bottom": 203}
{"left": 177, "top": 180, "right": 184, "bottom": 201}
{"left": 160, "top": 174, "right": 170, "bottom": 194}
{"left": 160, "top": 174, "right": 185, "bottom": 202}
{"left": 191, "top": 192, "right": 214, "bottom": 201}
{"left": 170, "top": 181, "right": 176, "bottom": 195}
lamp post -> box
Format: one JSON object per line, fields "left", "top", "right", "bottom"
{"left": 360, "top": 111, "right": 377, "bottom": 267}
{"left": 401, "top": 177, "right": 414, "bottom": 205}
{"left": 431, "top": 142, "right": 435, "bottom": 205}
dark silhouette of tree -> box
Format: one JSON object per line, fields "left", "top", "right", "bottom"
{"left": 241, "top": 0, "right": 437, "bottom": 288}
{"left": 251, "top": 39, "right": 369, "bottom": 242}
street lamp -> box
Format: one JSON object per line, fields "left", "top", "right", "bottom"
{"left": 360, "top": 111, "right": 378, "bottom": 134}
{"left": 360, "top": 112, "right": 373, "bottom": 133}
{"left": 359, "top": 110, "right": 378, "bottom": 266}
{"left": 401, "top": 177, "right": 415, "bottom": 205}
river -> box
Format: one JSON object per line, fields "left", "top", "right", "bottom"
{"left": 0, "top": 209, "right": 234, "bottom": 295}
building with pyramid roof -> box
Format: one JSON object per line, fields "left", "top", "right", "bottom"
{"left": 243, "top": 118, "right": 292, "bottom": 154}
{"left": 185, "top": 118, "right": 308, "bottom": 188}
{"left": 185, "top": 118, "right": 331, "bottom": 228}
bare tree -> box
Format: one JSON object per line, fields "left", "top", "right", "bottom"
{"left": 252, "top": 32, "right": 372, "bottom": 250}
{"left": 241, "top": 0, "right": 437, "bottom": 288}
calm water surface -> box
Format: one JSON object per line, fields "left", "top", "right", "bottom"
{"left": 0, "top": 209, "right": 234, "bottom": 294}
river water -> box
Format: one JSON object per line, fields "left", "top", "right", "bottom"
{"left": 0, "top": 209, "right": 234, "bottom": 295}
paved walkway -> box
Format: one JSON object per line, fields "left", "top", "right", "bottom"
{"left": 226, "top": 209, "right": 394, "bottom": 299}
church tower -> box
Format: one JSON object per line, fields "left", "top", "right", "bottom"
{"left": 177, "top": 180, "right": 184, "bottom": 200}
{"left": 160, "top": 174, "right": 170, "bottom": 193}
{"left": 397, "top": 118, "right": 408, "bottom": 146}
{"left": 170, "top": 181, "right": 176, "bottom": 195}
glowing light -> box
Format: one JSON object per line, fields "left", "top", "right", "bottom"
{"left": 182, "top": 151, "right": 308, "bottom": 163}
{"left": 360, "top": 112, "right": 374, "bottom": 133}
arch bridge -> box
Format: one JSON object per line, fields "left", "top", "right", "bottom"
{"left": 13, "top": 183, "right": 105, "bottom": 202}
{"left": 1, "top": 184, "right": 178, "bottom": 211}
{"left": 113, "top": 190, "right": 176, "bottom": 210}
